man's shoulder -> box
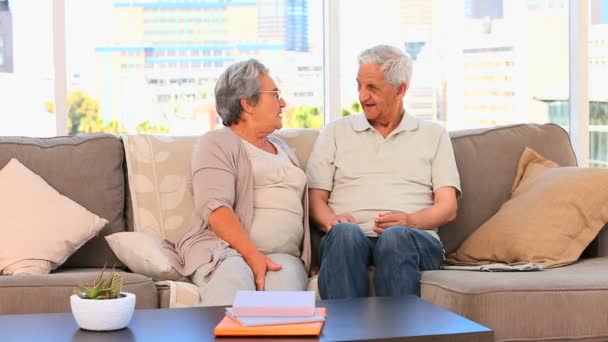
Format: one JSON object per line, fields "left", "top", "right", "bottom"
{"left": 414, "top": 118, "right": 447, "bottom": 136}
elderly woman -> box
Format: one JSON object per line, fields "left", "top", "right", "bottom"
{"left": 165, "top": 59, "right": 311, "bottom": 306}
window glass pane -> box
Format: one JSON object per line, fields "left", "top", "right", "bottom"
{"left": 65, "top": 0, "right": 323, "bottom": 135}
{"left": 338, "top": 0, "right": 569, "bottom": 132}
{"left": 589, "top": 0, "right": 608, "bottom": 168}
{"left": 0, "top": 0, "right": 55, "bottom": 137}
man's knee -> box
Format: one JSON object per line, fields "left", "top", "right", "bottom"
{"left": 324, "top": 222, "right": 367, "bottom": 248}
{"left": 376, "top": 226, "right": 416, "bottom": 252}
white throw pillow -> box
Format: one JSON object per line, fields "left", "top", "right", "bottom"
{"left": 0, "top": 158, "right": 108, "bottom": 275}
{"left": 105, "top": 232, "right": 187, "bottom": 281}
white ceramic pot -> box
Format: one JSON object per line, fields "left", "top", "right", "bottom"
{"left": 70, "top": 292, "right": 136, "bottom": 331}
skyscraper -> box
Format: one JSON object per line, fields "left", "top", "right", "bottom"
{"left": 286, "top": 0, "right": 308, "bottom": 52}
{"left": 0, "top": 0, "right": 13, "bottom": 73}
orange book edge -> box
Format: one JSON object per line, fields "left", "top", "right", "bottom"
{"left": 214, "top": 307, "right": 326, "bottom": 336}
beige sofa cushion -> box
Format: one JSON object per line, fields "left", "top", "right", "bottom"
{"left": 446, "top": 147, "right": 608, "bottom": 267}
{"left": 0, "top": 270, "right": 158, "bottom": 314}
{"left": 0, "top": 133, "right": 126, "bottom": 268}
{"left": 0, "top": 159, "right": 108, "bottom": 275}
{"left": 123, "top": 135, "right": 198, "bottom": 242}
{"left": 422, "top": 257, "right": 608, "bottom": 341}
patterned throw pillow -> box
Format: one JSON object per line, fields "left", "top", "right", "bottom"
{"left": 122, "top": 135, "right": 198, "bottom": 242}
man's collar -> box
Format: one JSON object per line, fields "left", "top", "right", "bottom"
{"left": 352, "top": 111, "right": 419, "bottom": 133}
{"left": 352, "top": 114, "right": 372, "bottom": 132}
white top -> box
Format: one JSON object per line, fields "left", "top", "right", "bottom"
{"left": 306, "top": 113, "right": 461, "bottom": 240}
{"left": 242, "top": 138, "right": 306, "bottom": 257}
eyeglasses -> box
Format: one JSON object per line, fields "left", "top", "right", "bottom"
{"left": 259, "top": 90, "right": 283, "bottom": 102}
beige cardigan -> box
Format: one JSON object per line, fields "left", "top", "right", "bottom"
{"left": 163, "top": 127, "right": 311, "bottom": 279}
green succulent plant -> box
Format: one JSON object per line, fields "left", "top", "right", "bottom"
{"left": 74, "top": 268, "right": 124, "bottom": 300}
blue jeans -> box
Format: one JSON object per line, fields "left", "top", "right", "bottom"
{"left": 318, "top": 222, "right": 444, "bottom": 299}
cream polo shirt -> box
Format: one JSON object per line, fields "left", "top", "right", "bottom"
{"left": 306, "top": 113, "right": 461, "bottom": 241}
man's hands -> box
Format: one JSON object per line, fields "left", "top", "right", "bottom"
{"left": 243, "top": 252, "right": 282, "bottom": 291}
{"left": 321, "top": 213, "right": 356, "bottom": 232}
{"left": 373, "top": 211, "right": 411, "bottom": 235}
{"left": 309, "top": 189, "right": 357, "bottom": 233}
{"left": 372, "top": 187, "right": 459, "bottom": 234}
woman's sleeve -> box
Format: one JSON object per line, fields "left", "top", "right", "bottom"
{"left": 191, "top": 134, "right": 238, "bottom": 225}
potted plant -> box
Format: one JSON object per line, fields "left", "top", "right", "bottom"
{"left": 70, "top": 268, "right": 136, "bottom": 331}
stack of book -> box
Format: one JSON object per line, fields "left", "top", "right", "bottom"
{"left": 214, "top": 291, "right": 326, "bottom": 337}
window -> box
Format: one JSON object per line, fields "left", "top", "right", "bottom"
{"left": 0, "top": 0, "right": 55, "bottom": 137}
{"left": 0, "top": 0, "right": 13, "bottom": 73}
{"left": 588, "top": 0, "right": 608, "bottom": 167}
{"left": 2, "top": 0, "right": 597, "bottom": 166}
{"left": 338, "top": 0, "right": 569, "bottom": 132}
{"left": 64, "top": 0, "right": 324, "bottom": 135}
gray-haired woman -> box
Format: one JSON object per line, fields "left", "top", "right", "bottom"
{"left": 164, "top": 59, "right": 311, "bottom": 306}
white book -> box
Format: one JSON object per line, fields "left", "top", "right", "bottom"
{"left": 225, "top": 307, "right": 325, "bottom": 327}
{"left": 232, "top": 291, "right": 316, "bottom": 317}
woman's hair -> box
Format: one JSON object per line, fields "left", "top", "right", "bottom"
{"left": 358, "top": 45, "right": 413, "bottom": 89}
{"left": 214, "top": 59, "right": 269, "bottom": 126}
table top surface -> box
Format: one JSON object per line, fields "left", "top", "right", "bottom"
{"left": 0, "top": 295, "right": 492, "bottom": 342}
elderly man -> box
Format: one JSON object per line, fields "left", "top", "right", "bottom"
{"left": 306, "top": 45, "right": 461, "bottom": 299}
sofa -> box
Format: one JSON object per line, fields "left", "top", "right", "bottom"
{"left": 1, "top": 123, "right": 607, "bottom": 341}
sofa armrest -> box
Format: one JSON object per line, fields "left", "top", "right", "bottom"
{"left": 155, "top": 280, "right": 200, "bottom": 308}
{"left": 156, "top": 282, "right": 171, "bottom": 309}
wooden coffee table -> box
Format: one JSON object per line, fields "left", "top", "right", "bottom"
{"left": 0, "top": 295, "right": 492, "bottom": 341}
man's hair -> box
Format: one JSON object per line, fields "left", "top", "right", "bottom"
{"left": 215, "top": 58, "right": 269, "bottom": 126}
{"left": 358, "top": 45, "right": 413, "bottom": 89}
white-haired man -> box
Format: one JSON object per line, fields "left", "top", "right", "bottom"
{"left": 307, "top": 44, "right": 461, "bottom": 299}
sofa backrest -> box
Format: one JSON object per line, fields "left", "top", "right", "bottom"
{"left": 0, "top": 133, "right": 126, "bottom": 268}
{"left": 121, "top": 134, "right": 199, "bottom": 242}
{"left": 121, "top": 131, "right": 320, "bottom": 239}
{"left": 278, "top": 123, "right": 582, "bottom": 255}
{"left": 440, "top": 123, "right": 578, "bottom": 254}
{"left": 122, "top": 124, "right": 599, "bottom": 259}
{"left": 274, "top": 128, "right": 320, "bottom": 169}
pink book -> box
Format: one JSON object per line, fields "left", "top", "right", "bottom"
{"left": 232, "top": 291, "right": 315, "bottom": 317}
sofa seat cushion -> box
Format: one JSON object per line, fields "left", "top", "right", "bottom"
{"left": 421, "top": 257, "right": 608, "bottom": 341}
{"left": 0, "top": 270, "right": 158, "bottom": 314}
